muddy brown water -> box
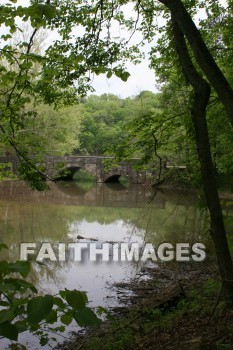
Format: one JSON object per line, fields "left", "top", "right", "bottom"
{"left": 0, "top": 180, "right": 232, "bottom": 349}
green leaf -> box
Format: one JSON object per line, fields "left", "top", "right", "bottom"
{"left": 12, "top": 298, "right": 29, "bottom": 308}
{"left": 120, "top": 72, "right": 130, "bottom": 82}
{"left": 0, "top": 322, "right": 18, "bottom": 341}
{"left": 96, "top": 306, "right": 113, "bottom": 320}
{"left": 0, "top": 244, "right": 8, "bottom": 252}
{"left": 0, "top": 301, "right": 9, "bottom": 307}
{"left": 27, "top": 295, "right": 54, "bottom": 325}
{"left": 53, "top": 297, "right": 65, "bottom": 310}
{"left": 114, "top": 69, "right": 122, "bottom": 78}
{"left": 1, "top": 34, "right": 12, "bottom": 41}
{"left": 0, "top": 278, "right": 37, "bottom": 293}
{"left": 0, "top": 309, "right": 14, "bottom": 324}
{"left": 0, "top": 261, "right": 9, "bottom": 275}
{"left": 54, "top": 325, "right": 65, "bottom": 332}
{"left": 107, "top": 71, "right": 112, "bottom": 79}
{"left": 43, "top": 5, "right": 56, "bottom": 19}
{"left": 74, "top": 307, "right": 101, "bottom": 327}
{"left": 9, "top": 261, "right": 30, "bottom": 278}
{"left": 60, "top": 290, "right": 87, "bottom": 310}
{"left": 61, "top": 312, "right": 73, "bottom": 325}
{"left": 14, "top": 320, "right": 28, "bottom": 333}
{"left": 10, "top": 26, "right": 17, "bottom": 34}
{"left": 45, "top": 310, "right": 57, "bottom": 324}
{"left": 40, "top": 335, "right": 49, "bottom": 346}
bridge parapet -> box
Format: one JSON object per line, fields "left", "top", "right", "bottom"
{"left": 0, "top": 155, "right": 151, "bottom": 184}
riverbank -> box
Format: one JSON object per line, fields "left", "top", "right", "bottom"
{"left": 56, "top": 258, "right": 233, "bottom": 350}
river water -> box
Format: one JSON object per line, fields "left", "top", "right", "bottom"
{"left": 0, "top": 180, "right": 232, "bottom": 349}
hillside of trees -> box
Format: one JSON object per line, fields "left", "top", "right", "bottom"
{"left": 2, "top": 89, "right": 232, "bottom": 187}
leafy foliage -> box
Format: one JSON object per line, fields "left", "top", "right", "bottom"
{"left": 0, "top": 245, "right": 103, "bottom": 348}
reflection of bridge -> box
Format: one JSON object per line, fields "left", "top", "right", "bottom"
{"left": 0, "top": 155, "right": 151, "bottom": 184}
{"left": 0, "top": 181, "right": 232, "bottom": 212}
{"left": 0, "top": 181, "right": 156, "bottom": 208}
{"left": 0, "top": 180, "right": 195, "bottom": 209}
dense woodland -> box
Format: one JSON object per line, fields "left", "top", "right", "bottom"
{"left": 1, "top": 89, "right": 233, "bottom": 186}
{"left": 0, "top": 0, "right": 233, "bottom": 348}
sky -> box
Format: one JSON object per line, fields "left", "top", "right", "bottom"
{"left": 91, "top": 60, "right": 158, "bottom": 98}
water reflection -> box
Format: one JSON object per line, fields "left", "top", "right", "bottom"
{"left": 0, "top": 181, "right": 223, "bottom": 263}
{"left": 0, "top": 180, "right": 232, "bottom": 349}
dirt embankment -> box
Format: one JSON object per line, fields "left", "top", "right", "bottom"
{"left": 56, "top": 259, "right": 233, "bottom": 350}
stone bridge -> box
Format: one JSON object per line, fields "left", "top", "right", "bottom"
{"left": 0, "top": 155, "right": 151, "bottom": 184}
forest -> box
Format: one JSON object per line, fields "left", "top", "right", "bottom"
{"left": 0, "top": 0, "right": 233, "bottom": 349}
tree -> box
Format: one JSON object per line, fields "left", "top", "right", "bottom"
{"left": 125, "top": 0, "right": 233, "bottom": 297}
{"left": 171, "top": 15, "right": 233, "bottom": 298}
{"left": 159, "top": 0, "right": 233, "bottom": 126}
{"left": 156, "top": 0, "right": 233, "bottom": 297}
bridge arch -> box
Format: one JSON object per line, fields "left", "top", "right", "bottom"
{"left": 56, "top": 164, "right": 97, "bottom": 181}
{"left": 104, "top": 174, "right": 131, "bottom": 187}
{"left": 57, "top": 166, "right": 81, "bottom": 181}
{"left": 104, "top": 174, "right": 121, "bottom": 183}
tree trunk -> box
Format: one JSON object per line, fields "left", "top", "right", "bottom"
{"left": 171, "top": 17, "right": 233, "bottom": 298}
{"left": 159, "top": 0, "right": 233, "bottom": 127}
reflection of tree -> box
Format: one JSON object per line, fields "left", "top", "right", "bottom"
{"left": 0, "top": 182, "right": 232, "bottom": 294}
{"left": 0, "top": 241, "right": 82, "bottom": 296}
{"left": 122, "top": 191, "right": 213, "bottom": 252}
{"left": 0, "top": 186, "right": 215, "bottom": 249}
{"left": 29, "top": 258, "right": 75, "bottom": 295}
{"left": 55, "top": 180, "right": 95, "bottom": 196}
